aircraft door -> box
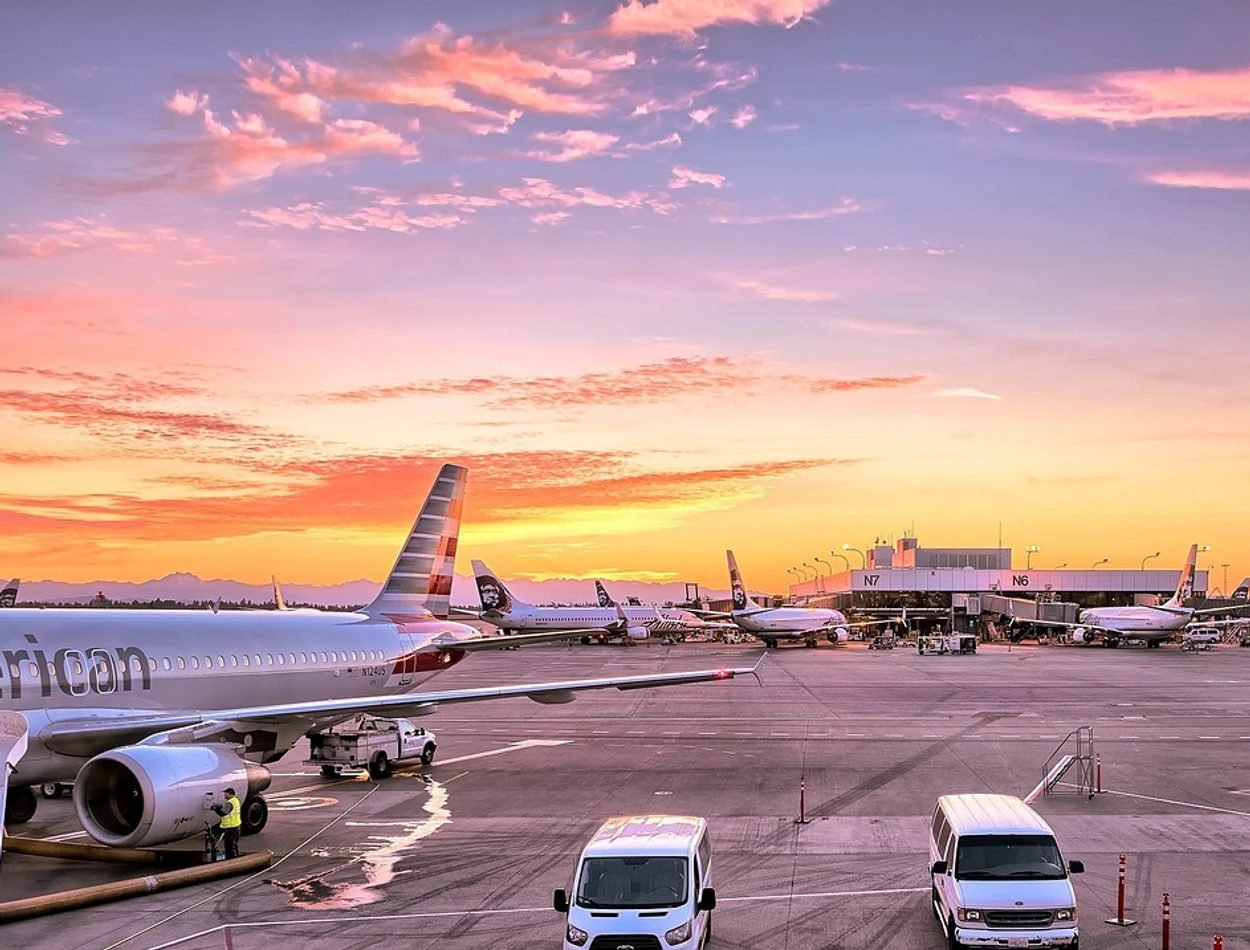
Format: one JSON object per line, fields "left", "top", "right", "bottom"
{"left": 397, "top": 633, "right": 417, "bottom": 686}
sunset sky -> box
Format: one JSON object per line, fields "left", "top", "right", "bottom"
{"left": 2, "top": 1, "right": 1248, "bottom": 592}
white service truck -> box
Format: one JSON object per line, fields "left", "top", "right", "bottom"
{"left": 306, "top": 716, "right": 437, "bottom": 779}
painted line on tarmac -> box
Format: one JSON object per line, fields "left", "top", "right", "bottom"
{"left": 1059, "top": 784, "right": 1250, "bottom": 818}
{"left": 432, "top": 738, "right": 571, "bottom": 767}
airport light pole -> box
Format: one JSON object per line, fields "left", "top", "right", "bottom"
{"left": 843, "top": 543, "right": 866, "bottom": 568}
{"left": 1140, "top": 551, "right": 1160, "bottom": 570}
{"left": 829, "top": 551, "right": 851, "bottom": 572}
{"left": 786, "top": 568, "right": 801, "bottom": 585}
{"left": 794, "top": 565, "right": 811, "bottom": 581}
{"left": 1222, "top": 563, "right": 1230, "bottom": 594}
{"left": 813, "top": 557, "right": 832, "bottom": 576}
{"left": 1091, "top": 557, "right": 1110, "bottom": 569}
{"left": 1053, "top": 562, "right": 1067, "bottom": 570}
{"left": 1025, "top": 545, "right": 1040, "bottom": 569}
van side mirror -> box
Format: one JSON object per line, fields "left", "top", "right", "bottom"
{"left": 553, "top": 889, "right": 569, "bottom": 913}
{"left": 930, "top": 861, "right": 948, "bottom": 876}
{"left": 697, "top": 887, "right": 717, "bottom": 912}
{"left": 1068, "top": 860, "right": 1084, "bottom": 874}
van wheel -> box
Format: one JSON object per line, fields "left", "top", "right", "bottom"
{"left": 420, "top": 744, "right": 436, "bottom": 766}
{"left": 320, "top": 765, "right": 341, "bottom": 778}
{"left": 947, "top": 916, "right": 962, "bottom": 950}
{"left": 368, "top": 751, "right": 392, "bottom": 780}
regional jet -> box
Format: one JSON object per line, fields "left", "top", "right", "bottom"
{"left": 1012, "top": 544, "right": 1250, "bottom": 647}
{"left": 0, "top": 579, "right": 17, "bottom": 609}
{"left": 0, "top": 465, "right": 754, "bottom": 855}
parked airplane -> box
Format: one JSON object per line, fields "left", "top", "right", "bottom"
{"left": 594, "top": 581, "right": 731, "bottom": 638}
{"left": 723, "top": 550, "right": 858, "bottom": 649}
{"left": 1232, "top": 578, "right": 1249, "bottom": 602}
{"left": 471, "top": 562, "right": 657, "bottom": 642}
{"left": 0, "top": 464, "right": 754, "bottom": 852}
{"left": 1013, "top": 544, "right": 1249, "bottom": 647}
{"left": 0, "top": 579, "right": 17, "bottom": 609}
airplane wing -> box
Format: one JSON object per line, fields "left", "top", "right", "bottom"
{"left": 1191, "top": 603, "right": 1250, "bottom": 616}
{"left": 33, "top": 659, "right": 764, "bottom": 758}
{"left": 437, "top": 629, "right": 619, "bottom": 650}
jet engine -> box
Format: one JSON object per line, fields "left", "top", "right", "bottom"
{"left": 1071, "top": 628, "right": 1088, "bottom": 644}
{"left": 625, "top": 626, "right": 650, "bottom": 641}
{"left": 827, "top": 628, "right": 850, "bottom": 644}
{"left": 74, "top": 744, "right": 271, "bottom": 848}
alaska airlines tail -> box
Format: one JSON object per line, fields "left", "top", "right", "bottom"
{"left": 1163, "top": 543, "right": 1199, "bottom": 608}
{"left": 363, "top": 463, "right": 466, "bottom": 621}
{"left": 726, "top": 550, "right": 761, "bottom": 612}
{"left": 472, "top": 559, "right": 526, "bottom": 614}
{"left": 1232, "top": 578, "right": 1250, "bottom": 602}
{"left": 0, "top": 578, "right": 17, "bottom": 609}
{"left": 595, "top": 580, "right": 615, "bottom": 608}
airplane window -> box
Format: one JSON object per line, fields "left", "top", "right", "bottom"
{"left": 266, "top": 653, "right": 274, "bottom": 665}
{"left": 148, "top": 658, "right": 157, "bottom": 672}
{"left": 254, "top": 654, "right": 262, "bottom": 666}
{"left": 73, "top": 658, "right": 85, "bottom": 676}
{"left": 230, "top": 655, "right": 239, "bottom": 668}
{"left": 242, "top": 654, "right": 250, "bottom": 667}
{"left": 204, "top": 656, "right": 213, "bottom": 669}
{"left": 178, "top": 657, "right": 186, "bottom": 671}
{"left": 289, "top": 653, "right": 296, "bottom": 665}
{"left": 191, "top": 656, "right": 200, "bottom": 670}
{"left": 8, "top": 663, "right": 17, "bottom": 679}
{"left": 133, "top": 657, "right": 144, "bottom": 674}
{"left": 321, "top": 652, "right": 328, "bottom": 663}
{"left": 162, "top": 658, "right": 171, "bottom": 671}
{"left": 28, "top": 662, "right": 38, "bottom": 678}
{"left": 330, "top": 651, "right": 338, "bottom": 663}
{"left": 277, "top": 654, "right": 285, "bottom": 666}
{"left": 217, "top": 655, "right": 225, "bottom": 668}
{"left": 350, "top": 651, "right": 358, "bottom": 662}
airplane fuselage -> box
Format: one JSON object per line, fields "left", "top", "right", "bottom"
{"left": 486, "top": 606, "right": 703, "bottom": 634}
{"left": 1079, "top": 605, "right": 1192, "bottom": 638}
{"left": 732, "top": 607, "right": 847, "bottom": 637}
{"left": 0, "top": 607, "right": 476, "bottom": 783}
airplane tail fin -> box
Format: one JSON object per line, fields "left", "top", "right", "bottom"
{"left": 595, "top": 580, "right": 615, "bottom": 607}
{"left": 363, "top": 463, "right": 466, "bottom": 621}
{"left": 1232, "top": 578, "right": 1250, "bottom": 602}
{"left": 1163, "top": 543, "right": 1199, "bottom": 608}
{"left": 0, "top": 578, "right": 17, "bottom": 609}
{"left": 726, "top": 550, "right": 761, "bottom": 612}
{"left": 272, "top": 575, "right": 287, "bottom": 611}
{"left": 472, "top": 559, "right": 525, "bottom": 614}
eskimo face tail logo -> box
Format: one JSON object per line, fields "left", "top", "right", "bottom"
{"left": 1179, "top": 563, "right": 1194, "bottom": 601}
{"left": 731, "top": 578, "right": 747, "bottom": 611}
{"left": 596, "top": 581, "right": 612, "bottom": 608}
{"left": 475, "top": 574, "right": 511, "bottom": 613}
{"left": 0, "top": 587, "right": 16, "bottom": 609}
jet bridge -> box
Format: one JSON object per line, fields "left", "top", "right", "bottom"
{"left": 979, "top": 593, "right": 1078, "bottom": 624}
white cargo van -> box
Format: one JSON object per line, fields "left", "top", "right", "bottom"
{"left": 554, "top": 815, "right": 716, "bottom": 950}
{"left": 929, "top": 794, "right": 1083, "bottom": 949}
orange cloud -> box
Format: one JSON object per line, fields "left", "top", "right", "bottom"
{"left": 961, "top": 65, "right": 1250, "bottom": 126}
{"left": 608, "top": 0, "right": 832, "bottom": 35}
{"left": 1146, "top": 169, "right": 1250, "bottom": 190}
{"left": 525, "top": 128, "right": 620, "bottom": 161}
{"left": 321, "top": 356, "right": 923, "bottom": 408}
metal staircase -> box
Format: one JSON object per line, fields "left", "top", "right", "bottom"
{"left": 1025, "top": 726, "right": 1095, "bottom": 803}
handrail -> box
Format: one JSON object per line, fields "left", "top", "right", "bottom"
{"left": 1040, "top": 725, "right": 1094, "bottom": 797}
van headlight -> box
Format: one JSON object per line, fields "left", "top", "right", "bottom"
{"left": 956, "top": 908, "right": 983, "bottom": 922}
{"left": 1055, "top": 908, "right": 1076, "bottom": 922}
{"left": 665, "top": 918, "right": 693, "bottom": 945}
{"left": 565, "top": 923, "right": 589, "bottom": 946}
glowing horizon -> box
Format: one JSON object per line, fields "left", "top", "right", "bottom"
{"left": 2, "top": 2, "right": 1248, "bottom": 593}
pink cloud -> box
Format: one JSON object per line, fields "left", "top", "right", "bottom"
{"left": 608, "top": 0, "right": 832, "bottom": 35}
{"left": 1145, "top": 169, "right": 1250, "bottom": 190}
{"left": 729, "top": 105, "right": 757, "bottom": 128}
{"left": 736, "top": 280, "right": 836, "bottom": 302}
{"left": 713, "top": 198, "right": 861, "bottom": 224}
{"left": 961, "top": 65, "right": 1250, "bottom": 126}
{"left": 525, "top": 128, "right": 620, "bottom": 162}
{"left": 688, "top": 106, "right": 717, "bottom": 126}
{"left": 235, "top": 56, "right": 329, "bottom": 123}
{"left": 496, "top": 177, "right": 657, "bottom": 211}
{"left": 669, "top": 164, "right": 726, "bottom": 188}
{"left": 624, "top": 132, "right": 683, "bottom": 150}
{"left": 2, "top": 217, "right": 180, "bottom": 258}
{"left": 532, "top": 211, "right": 571, "bottom": 226}
{"left": 241, "top": 200, "right": 465, "bottom": 233}
{"left": 166, "top": 89, "right": 208, "bottom": 117}
{"left": 0, "top": 85, "right": 67, "bottom": 144}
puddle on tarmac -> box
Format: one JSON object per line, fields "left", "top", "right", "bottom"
{"left": 269, "top": 775, "right": 452, "bottom": 909}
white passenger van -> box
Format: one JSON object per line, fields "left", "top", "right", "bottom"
{"left": 554, "top": 815, "right": 716, "bottom": 950}
{"left": 930, "top": 794, "right": 1083, "bottom": 949}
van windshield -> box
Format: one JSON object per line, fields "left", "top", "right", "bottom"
{"left": 576, "top": 856, "right": 688, "bottom": 909}
{"left": 956, "top": 835, "right": 1065, "bottom": 880}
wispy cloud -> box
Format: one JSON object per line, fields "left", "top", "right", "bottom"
{"left": 531, "top": 211, "right": 571, "bottom": 226}
{"left": 736, "top": 279, "right": 836, "bottom": 302}
{"left": 2, "top": 217, "right": 179, "bottom": 258}
{"left": 957, "top": 65, "right": 1250, "bottom": 126}
{"left": 669, "top": 164, "right": 726, "bottom": 188}
{"left": 728, "top": 105, "right": 757, "bottom": 128}
{"left": 321, "top": 356, "right": 924, "bottom": 409}
{"left": 608, "top": 0, "right": 832, "bottom": 36}
{"left": 241, "top": 201, "right": 466, "bottom": 233}
{"left": 1145, "top": 168, "right": 1250, "bottom": 190}
{"left": 524, "top": 128, "right": 620, "bottom": 162}
{"left": 932, "top": 387, "right": 1002, "bottom": 400}
{"left": 712, "top": 198, "right": 861, "bottom": 224}
{"left": 830, "top": 318, "right": 930, "bottom": 336}
{"left": 0, "top": 85, "right": 68, "bottom": 144}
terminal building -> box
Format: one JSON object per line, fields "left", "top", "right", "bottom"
{"left": 786, "top": 537, "right": 1209, "bottom": 633}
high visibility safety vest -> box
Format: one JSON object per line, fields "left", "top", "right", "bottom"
{"left": 220, "top": 796, "right": 243, "bottom": 829}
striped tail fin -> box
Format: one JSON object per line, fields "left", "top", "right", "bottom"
{"left": 364, "top": 464, "right": 466, "bottom": 621}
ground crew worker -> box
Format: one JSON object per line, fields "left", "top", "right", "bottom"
{"left": 213, "top": 786, "right": 243, "bottom": 859}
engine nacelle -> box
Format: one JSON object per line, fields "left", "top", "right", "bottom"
{"left": 74, "top": 744, "right": 270, "bottom": 848}
{"left": 625, "top": 626, "right": 649, "bottom": 641}
{"left": 830, "top": 627, "right": 850, "bottom": 644}
{"left": 1071, "top": 628, "right": 1088, "bottom": 644}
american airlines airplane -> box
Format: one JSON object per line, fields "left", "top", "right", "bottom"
{"left": 0, "top": 579, "right": 17, "bottom": 609}
{"left": 1016, "top": 544, "right": 1249, "bottom": 647}
{"left": 724, "top": 550, "right": 858, "bottom": 649}
{"left": 0, "top": 465, "right": 753, "bottom": 855}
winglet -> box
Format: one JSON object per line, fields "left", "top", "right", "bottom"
{"left": 272, "top": 575, "right": 287, "bottom": 611}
